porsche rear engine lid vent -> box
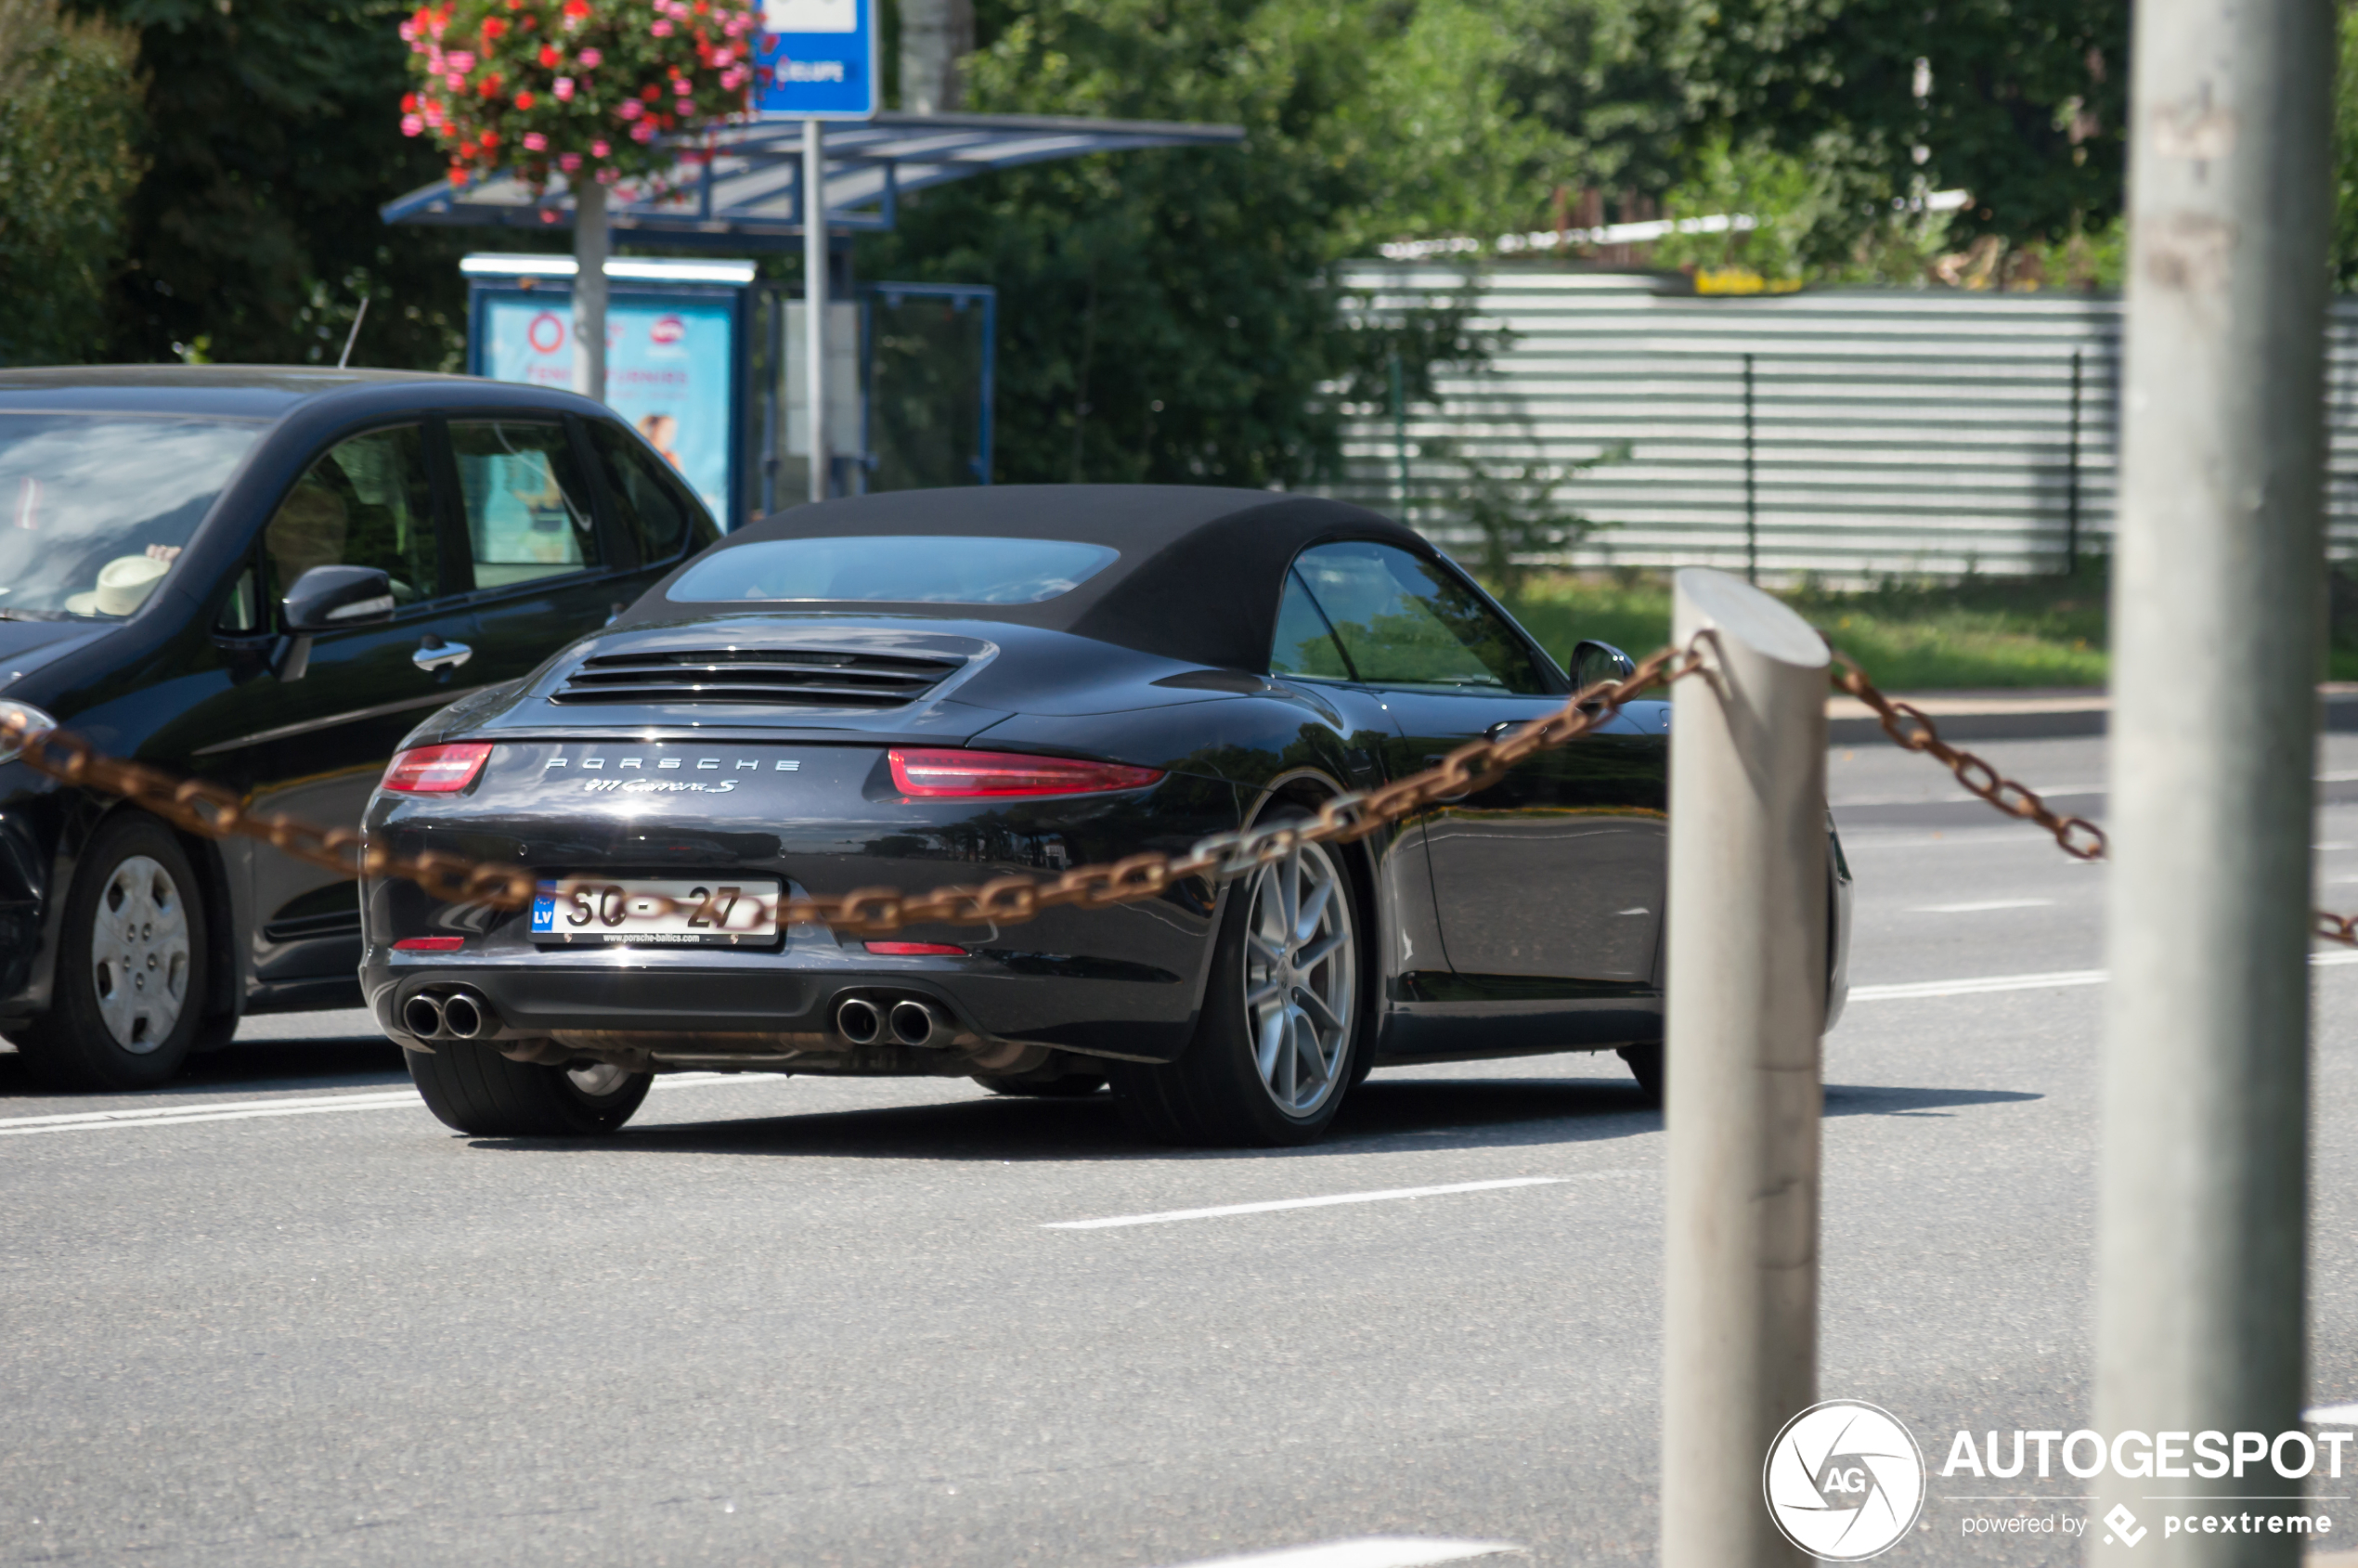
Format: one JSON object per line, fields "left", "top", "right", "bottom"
{"left": 551, "top": 647, "right": 963, "bottom": 707}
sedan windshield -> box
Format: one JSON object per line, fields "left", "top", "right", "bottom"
{"left": 667, "top": 535, "right": 1120, "bottom": 606}
{"left": 0, "top": 413, "right": 265, "bottom": 619}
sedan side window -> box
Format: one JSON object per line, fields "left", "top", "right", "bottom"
{"left": 262, "top": 425, "right": 439, "bottom": 613}
{"left": 588, "top": 421, "right": 717, "bottom": 565}
{"left": 1291, "top": 541, "right": 1548, "bottom": 694}
{"left": 1269, "top": 568, "right": 1354, "bottom": 680}
{"left": 449, "top": 421, "right": 601, "bottom": 590}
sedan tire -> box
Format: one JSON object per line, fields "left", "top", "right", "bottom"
{"left": 407, "top": 1042, "right": 652, "bottom": 1136}
{"left": 1111, "top": 832, "right": 1367, "bottom": 1147}
{"left": 17, "top": 815, "right": 209, "bottom": 1091}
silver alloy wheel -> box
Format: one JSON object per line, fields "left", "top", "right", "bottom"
{"left": 90, "top": 854, "right": 191, "bottom": 1054}
{"left": 1241, "top": 839, "right": 1356, "bottom": 1116}
{"left": 565, "top": 1061, "right": 633, "bottom": 1097}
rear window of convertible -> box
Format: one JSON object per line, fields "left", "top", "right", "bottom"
{"left": 667, "top": 535, "right": 1119, "bottom": 606}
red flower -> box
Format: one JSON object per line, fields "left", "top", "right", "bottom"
{"left": 458, "top": 140, "right": 476, "bottom": 158}
{"left": 538, "top": 44, "right": 559, "bottom": 66}
{"left": 514, "top": 89, "right": 535, "bottom": 108}
{"left": 480, "top": 129, "right": 499, "bottom": 148}
{"left": 641, "top": 83, "right": 661, "bottom": 101}
{"left": 401, "top": 92, "right": 418, "bottom": 110}
{"left": 479, "top": 15, "right": 505, "bottom": 39}
{"left": 562, "top": 0, "right": 590, "bottom": 15}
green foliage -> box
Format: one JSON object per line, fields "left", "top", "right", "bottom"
{"left": 1505, "top": 568, "right": 2116, "bottom": 690}
{"left": 1432, "top": 437, "right": 1627, "bottom": 601}
{"left": 398, "top": 0, "right": 755, "bottom": 190}
{"left": 0, "top": 0, "right": 144, "bottom": 365}
{"left": 2337, "top": 5, "right": 2358, "bottom": 292}
{"left": 858, "top": 0, "right": 1551, "bottom": 487}
{"left": 1628, "top": 0, "right": 2127, "bottom": 254}
{"left": 71, "top": 0, "right": 473, "bottom": 368}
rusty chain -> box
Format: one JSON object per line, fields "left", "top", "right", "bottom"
{"left": 1828, "top": 650, "right": 2358, "bottom": 948}
{"left": 7, "top": 639, "right": 2352, "bottom": 944}
{"left": 0, "top": 641, "right": 1705, "bottom": 938}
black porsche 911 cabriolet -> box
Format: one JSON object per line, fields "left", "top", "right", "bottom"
{"left": 361, "top": 486, "right": 1851, "bottom": 1147}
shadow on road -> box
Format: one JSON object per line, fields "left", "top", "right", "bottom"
{"left": 0, "top": 1037, "right": 409, "bottom": 1103}
{"left": 456, "top": 1073, "right": 2041, "bottom": 1164}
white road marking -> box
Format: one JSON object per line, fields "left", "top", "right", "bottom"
{"left": 1156, "top": 1537, "right": 1522, "bottom": 1568}
{"left": 1850, "top": 950, "right": 2358, "bottom": 1003}
{"left": 1046, "top": 1176, "right": 1569, "bottom": 1231}
{"left": 1910, "top": 898, "right": 2054, "bottom": 914}
{"left": 0, "top": 1070, "right": 783, "bottom": 1137}
{"left": 2306, "top": 1403, "right": 2358, "bottom": 1423}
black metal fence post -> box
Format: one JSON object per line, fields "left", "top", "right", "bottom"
{"left": 2066, "top": 348, "right": 2084, "bottom": 574}
{"left": 1743, "top": 354, "right": 1758, "bottom": 584}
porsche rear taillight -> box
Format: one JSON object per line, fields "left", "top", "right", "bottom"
{"left": 382, "top": 744, "right": 494, "bottom": 794}
{"left": 887, "top": 747, "right": 1163, "bottom": 799}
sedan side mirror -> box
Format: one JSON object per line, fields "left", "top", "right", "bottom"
{"left": 283, "top": 565, "right": 395, "bottom": 633}
{"left": 1571, "top": 638, "right": 1638, "bottom": 691}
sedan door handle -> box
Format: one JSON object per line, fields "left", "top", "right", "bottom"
{"left": 1484, "top": 719, "right": 1522, "bottom": 742}
{"left": 414, "top": 636, "right": 473, "bottom": 672}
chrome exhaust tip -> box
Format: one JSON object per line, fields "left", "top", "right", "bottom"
{"left": 888, "top": 999, "right": 948, "bottom": 1048}
{"left": 836, "top": 997, "right": 882, "bottom": 1045}
{"left": 441, "top": 991, "right": 487, "bottom": 1040}
{"left": 402, "top": 993, "right": 447, "bottom": 1039}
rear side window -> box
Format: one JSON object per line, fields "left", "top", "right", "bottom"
{"left": 590, "top": 421, "right": 716, "bottom": 565}
{"left": 1290, "top": 540, "right": 1548, "bottom": 694}
{"left": 450, "top": 421, "right": 600, "bottom": 589}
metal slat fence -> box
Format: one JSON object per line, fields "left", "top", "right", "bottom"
{"left": 1326, "top": 266, "right": 2358, "bottom": 578}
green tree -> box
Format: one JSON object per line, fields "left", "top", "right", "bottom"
{"left": 72, "top": 0, "right": 472, "bottom": 368}
{"left": 861, "top": 0, "right": 1555, "bottom": 487}
{"left": 1631, "top": 0, "right": 2128, "bottom": 255}
{"left": 0, "top": 0, "right": 145, "bottom": 365}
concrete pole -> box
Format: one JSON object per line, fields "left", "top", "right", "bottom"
{"left": 572, "top": 180, "right": 608, "bottom": 402}
{"left": 2092, "top": 0, "right": 2333, "bottom": 1560}
{"left": 1662, "top": 566, "right": 1828, "bottom": 1568}
{"left": 898, "top": 0, "right": 972, "bottom": 114}
{"left": 802, "top": 117, "right": 829, "bottom": 503}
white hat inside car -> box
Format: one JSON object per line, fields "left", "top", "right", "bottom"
{"left": 65, "top": 553, "right": 171, "bottom": 617}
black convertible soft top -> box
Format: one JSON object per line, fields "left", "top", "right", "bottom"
{"left": 626, "top": 485, "right": 1432, "bottom": 672}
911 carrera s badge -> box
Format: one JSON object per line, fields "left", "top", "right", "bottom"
{"left": 544, "top": 753, "right": 801, "bottom": 776}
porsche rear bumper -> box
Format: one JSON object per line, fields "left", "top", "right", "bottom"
{"left": 357, "top": 737, "right": 1238, "bottom": 1069}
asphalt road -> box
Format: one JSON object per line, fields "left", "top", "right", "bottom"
{"left": 7, "top": 733, "right": 2358, "bottom": 1567}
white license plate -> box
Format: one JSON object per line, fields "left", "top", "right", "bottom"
{"left": 528, "top": 877, "right": 782, "bottom": 946}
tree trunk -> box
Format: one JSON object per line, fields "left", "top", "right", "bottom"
{"left": 573, "top": 180, "right": 609, "bottom": 402}
{"left": 897, "top": 0, "right": 971, "bottom": 114}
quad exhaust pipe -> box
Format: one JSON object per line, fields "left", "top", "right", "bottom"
{"left": 889, "top": 999, "right": 950, "bottom": 1048}
{"left": 832, "top": 993, "right": 954, "bottom": 1048}
{"left": 401, "top": 986, "right": 496, "bottom": 1042}
{"left": 835, "top": 996, "right": 882, "bottom": 1045}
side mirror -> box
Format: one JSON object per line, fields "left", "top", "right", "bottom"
{"left": 1572, "top": 638, "right": 1638, "bottom": 692}
{"left": 283, "top": 565, "right": 395, "bottom": 633}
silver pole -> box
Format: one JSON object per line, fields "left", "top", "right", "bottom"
{"left": 802, "top": 117, "right": 829, "bottom": 504}
{"left": 572, "top": 180, "right": 608, "bottom": 402}
{"left": 2092, "top": 0, "right": 2333, "bottom": 1559}
{"left": 1661, "top": 566, "right": 1828, "bottom": 1568}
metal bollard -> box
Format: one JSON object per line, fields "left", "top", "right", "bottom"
{"left": 1661, "top": 566, "right": 1830, "bottom": 1568}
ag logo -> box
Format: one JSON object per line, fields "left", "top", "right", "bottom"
{"left": 1763, "top": 1399, "right": 1926, "bottom": 1561}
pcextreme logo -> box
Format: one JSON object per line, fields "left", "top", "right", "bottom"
{"left": 1764, "top": 1400, "right": 1928, "bottom": 1562}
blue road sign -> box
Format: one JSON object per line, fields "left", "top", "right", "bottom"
{"left": 754, "top": 0, "right": 879, "bottom": 120}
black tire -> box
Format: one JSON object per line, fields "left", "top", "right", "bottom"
{"left": 975, "top": 1072, "right": 1108, "bottom": 1097}
{"left": 17, "top": 815, "right": 211, "bottom": 1091}
{"left": 407, "top": 1041, "right": 652, "bottom": 1136}
{"left": 1109, "top": 829, "right": 1368, "bottom": 1147}
{"left": 1618, "top": 1042, "right": 1664, "bottom": 1105}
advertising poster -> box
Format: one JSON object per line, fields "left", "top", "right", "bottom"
{"left": 479, "top": 293, "right": 734, "bottom": 525}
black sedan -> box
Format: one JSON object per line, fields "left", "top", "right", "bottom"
{"left": 363, "top": 486, "right": 1854, "bottom": 1147}
{"left": 0, "top": 367, "right": 719, "bottom": 1089}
